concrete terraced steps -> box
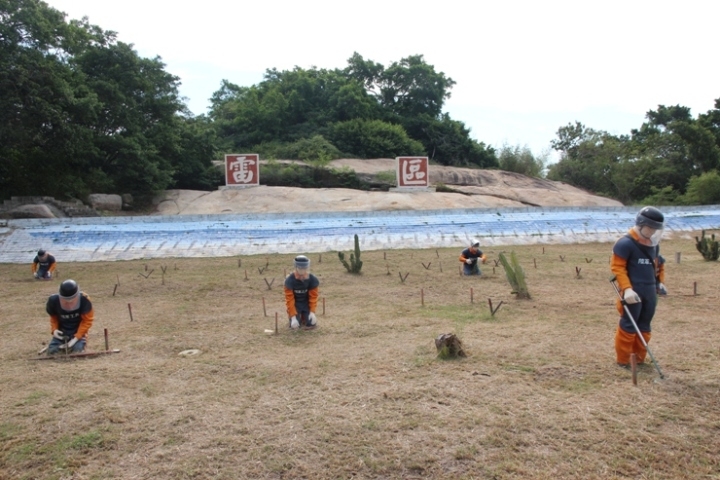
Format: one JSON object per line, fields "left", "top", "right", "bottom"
{"left": 1, "top": 206, "right": 719, "bottom": 263}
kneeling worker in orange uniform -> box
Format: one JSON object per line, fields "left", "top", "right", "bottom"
{"left": 46, "top": 279, "right": 94, "bottom": 354}
{"left": 610, "top": 207, "right": 667, "bottom": 368}
{"left": 459, "top": 239, "right": 487, "bottom": 276}
{"left": 32, "top": 249, "right": 57, "bottom": 280}
{"left": 284, "top": 255, "right": 320, "bottom": 329}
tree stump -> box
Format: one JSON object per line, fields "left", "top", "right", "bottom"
{"left": 435, "top": 333, "right": 466, "bottom": 358}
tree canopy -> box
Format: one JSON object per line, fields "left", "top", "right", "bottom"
{"left": 208, "top": 53, "right": 498, "bottom": 169}
{"left": 0, "top": 0, "right": 217, "bottom": 201}
{"left": 547, "top": 102, "right": 720, "bottom": 206}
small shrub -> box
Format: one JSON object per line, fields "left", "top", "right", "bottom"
{"left": 373, "top": 170, "right": 397, "bottom": 185}
{"left": 260, "top": 162, "right": 366, "bottom": 189}
{"left": 695, "top": 230, "right": 720, "bottom": 261}
{"left": 498, "top": 251, "right": 531, "bottom": 299}
{"left": 338, "top": 234, "right": 363, "bottom": 274}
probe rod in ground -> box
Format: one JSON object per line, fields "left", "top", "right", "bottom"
{"left": 609, "top": 276, "right": 665, "bottom": 380}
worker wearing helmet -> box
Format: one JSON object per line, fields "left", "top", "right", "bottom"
{"left": 46, "top": 279, "right": 94, "bottom": 353}
{"left": 459, "top": 239, "right": 487, "bottom": 276}
{"left": 610, "top": 207, "right": 667, "bottom": 368}
{"left": 284, "top": 255, "right": 320, "bottom": 329}
{"left": 32, "top": 249, "right": 56, "bottom": 280}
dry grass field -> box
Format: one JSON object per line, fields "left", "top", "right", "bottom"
{"left": 1, "top": 233, "right": 719, "bottom": 480}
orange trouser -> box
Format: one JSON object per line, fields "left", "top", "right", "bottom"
{"left": 615, "top": 326, "right": 651, "bottom": 364}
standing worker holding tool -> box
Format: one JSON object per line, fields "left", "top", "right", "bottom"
{"left": 46, "top": 279, "right": 94, "bottom": 354}
{"left": 610, "top": 206, "right": 667, "bottom": 377}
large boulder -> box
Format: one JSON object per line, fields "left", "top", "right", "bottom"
{"left": 87, "top": 194, "right": 122, "bottom": 211}
{"left": 9, "top": 204, "right": 56, "bottom": 219}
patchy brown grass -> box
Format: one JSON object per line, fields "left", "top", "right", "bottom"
{"left": 1, "top": 233, "right": 719, "bottom": 479}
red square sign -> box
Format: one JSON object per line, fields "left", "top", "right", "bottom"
{"left": 225, "top": 154, "right": 259, "bottom": 186}
{"left": 396, "top": 156, "right": 429, "bottom": 188}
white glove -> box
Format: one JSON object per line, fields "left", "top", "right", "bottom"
{"left": 623, "top": 288, "right": 641, "bottom": 304}
{"left": 465, "top": 258, "right": 473, "bottom": 264}
{"left": 52, "top": 329, "right": 64, "bottom": 340}
{"left": 290, "top": 316, "right": 299, "bottom": 329}
{"left": 67, "top": 337, "right": 78, "bottom": 349}
{"left": 657, "top": 283, "right": 668, "bottom": 296}
{"left": 308, "top": 312, "right": 317, "bottom": 326}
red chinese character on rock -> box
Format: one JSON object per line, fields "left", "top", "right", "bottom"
{"left": 396, "top": 157, "right": 429, "bottom": 188}
{"left": 225, "top": 154, "right": 259, "bottom": 186}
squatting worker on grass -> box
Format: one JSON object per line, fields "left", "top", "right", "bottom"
{"left": 32, "top": 249, "right": 56, "bottom": 280}
{"left": 284, "top": 255, "right": 320, "bottom": 329}
{"left": 459, "top": 239, "right": 487, "bottom": 276}
{"left": 610, "top": 207, "right": 667, "bottom": 369}
{"left": 46, "top": 279, "right": 94, "bottom": 353}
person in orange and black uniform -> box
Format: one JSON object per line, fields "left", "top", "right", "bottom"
{"left": 284, "top": 255, "right": 320, "bottom": 329}
{"left": 46, "top": 279, "right": 94, "bottom": 354}
{"left": 459, "top": 239, "right": 487, "bottom": 276}
{"left": 610, "top": 207, "right": 667, "bottom": 369}
{"left": 32, "top": 249, "right": 56, "bottom": 280}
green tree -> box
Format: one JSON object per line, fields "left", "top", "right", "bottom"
{"left": 631, "top": 105, "right": 720, "bottom": 191}
{"left": 171, "top": 116, "right": 220, "bottom": 190}
{"left": 1, "top": 0, "right": 212, "bottom": 199}
{"left": 550, "top": 121, "right": 592, "bottom": 158}
{"left": 329, "top": 119, "right": 425, "bottom": 159}
{"left": 345, "top": 52, "right": 495, "bottom": 167}
{"left": 0, "top": 0, "right": 99, "bottom": 198}
{"left": 73, "top": 41, "right": 184, "bottom": 194}
{"left": 376, "top": 54, "right": 455, "bottom": 119}
{"left": 680, "top": 171, "right": 720, "bottom": 205}
{"left": 497, "top": 144, "right": 547, "bottom": 178}
{"left": 548, "top": 124, "right": 631, "bottom": 200}
{"left": 698, "top": 98, "right": 720, "bottom": 148}
{"left": 401, "top": 113, "right": 498, "bottom": 168}
{"left": 209, "top": 54, "right": 496, "bottom": 169}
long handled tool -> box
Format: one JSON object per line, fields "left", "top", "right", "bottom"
{"left": 610, "top": 275, "right": 665, "bottom": 379}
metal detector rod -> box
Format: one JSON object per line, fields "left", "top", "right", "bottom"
{"left": 609, "top": 276, "right": 665, "bottom": 379}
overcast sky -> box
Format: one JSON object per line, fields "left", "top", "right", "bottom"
{"left": 48, "top": 0, "right": 719, "bottom": 160}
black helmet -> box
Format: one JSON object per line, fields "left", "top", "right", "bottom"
{"left": 37, "top": 249, "right": 46, "bottom": 256}
{"left": 59, "top": 279, "right": 79, "bottom": 299}
{"left": 294, "top": 255, "right": 310, "bottom": 269}
{"left": 636, "top": 206, "right": 664, "bottom": 230}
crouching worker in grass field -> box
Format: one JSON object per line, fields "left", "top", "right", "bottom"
{"left": 46, "top": 279, "right": 94, "bottom": 354}
{"left": 459, "top": 239, "right": 487, "bottom": 276}
{"left": 610, "top": 206, "right": 667, "bottom": 369}
{"left": 32, "top": 249, "right": 56, "bottom": 280}
{"left": 284, "top": 255, "right": 320, "bottom": 329}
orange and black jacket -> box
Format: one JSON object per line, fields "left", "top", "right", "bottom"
{"left": 32, "top": 254, "right": 57, "bottom": 275}
{"left": 610, "top": 228, "right": 665, "bottom": 295}
{"left": 46, "top": 293, "right": 94, "bottom": 340}
{"left": 283, "top": 273, "right": 320, "bottom": 317}
{"left": 459, "top": 247, "right": 486, "bottom": 265}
